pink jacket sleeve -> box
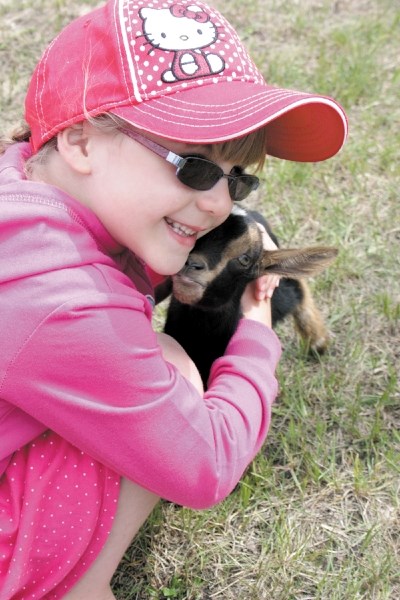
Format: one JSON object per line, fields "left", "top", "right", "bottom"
{"left": 0, "top": 290, "right": 281, "bottom": 509}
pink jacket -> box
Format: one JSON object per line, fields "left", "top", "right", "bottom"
{"left": 0, "top": 143, "right": 281, "bottom": 509}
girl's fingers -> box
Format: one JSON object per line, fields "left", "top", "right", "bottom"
{"left": 254, "top": 274, "right": 280, "bottom": 301}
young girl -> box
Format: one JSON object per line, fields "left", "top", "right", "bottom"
{"left": 0, "top": 0, "right": 347, "bottom": 598}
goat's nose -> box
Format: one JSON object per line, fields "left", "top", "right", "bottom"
{"left": 185, "top": 255, "right": 207, "bottom": 271}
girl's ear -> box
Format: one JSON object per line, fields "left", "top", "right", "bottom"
{"left": 56, "top": 123, "right": 93, "bottom": 175}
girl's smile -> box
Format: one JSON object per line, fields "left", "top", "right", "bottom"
{"left": 41, "top": 123, "right": 234, "bottom": 276}
{"left": 164, "top": 217, "right": 210, "bottom": 248}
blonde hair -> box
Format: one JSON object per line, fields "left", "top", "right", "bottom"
{"left": 0, "top": 123, "right": 31, "bottom": 153}
{"left": 1, "top": 114, "right": 267, "bottom": 175}
{"left": 0, "top": 123, "right": 57, "bottom": 177}
{"left": 209, "top": 130, "right": 267, "bottom": 171}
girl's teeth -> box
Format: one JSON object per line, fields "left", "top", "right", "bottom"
{"left": 166, "top": 219, "right": 195, "bottom": 237}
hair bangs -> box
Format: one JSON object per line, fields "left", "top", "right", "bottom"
{"left": 210, "top": 128, "right": 267, "bottom": 171}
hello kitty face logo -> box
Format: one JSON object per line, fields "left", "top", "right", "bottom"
{"left": 139, "top": 3, "right": 225, "bottom": 82}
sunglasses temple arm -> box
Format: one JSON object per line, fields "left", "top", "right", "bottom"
{"left": 118, "top": 127, "right": 186, "bottom": 169}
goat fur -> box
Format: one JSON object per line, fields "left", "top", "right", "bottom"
{"left": 157, "top": 207, "right": 337, "bottom": 386}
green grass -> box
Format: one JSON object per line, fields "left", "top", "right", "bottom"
{"left": 1, "top": 0, "right": 399, "bottom": 598}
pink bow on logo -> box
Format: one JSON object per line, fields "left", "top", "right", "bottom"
{"left": 170, "top": 4, "right": 210, "bottom": 23}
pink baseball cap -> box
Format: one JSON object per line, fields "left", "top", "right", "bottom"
{"left": 25, "top": 0, "right": 348, "bottom": 161}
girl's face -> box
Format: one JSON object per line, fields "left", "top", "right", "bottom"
{"left": 83, "top": 126, "right": 235, "bottom": 275}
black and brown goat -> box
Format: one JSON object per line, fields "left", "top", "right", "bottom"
{"left": 157, "top": 207, "right": 337, "bottom": 386}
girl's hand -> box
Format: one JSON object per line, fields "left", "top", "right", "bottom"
{"left": 240, "top": 224, "right": 280, "bottom": 328}
{"left": 254, "top": 273, "right": 280, "bottom": 301}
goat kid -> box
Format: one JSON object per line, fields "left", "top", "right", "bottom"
{"left": 157, "top": 206, "right": 338, "bottom": 386}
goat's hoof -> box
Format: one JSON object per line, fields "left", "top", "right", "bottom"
{"left": 309, "top": 337, "right": 329, "bottom": 355}
{"left": 298, "top": 335, "right": 330, "bottom": 357}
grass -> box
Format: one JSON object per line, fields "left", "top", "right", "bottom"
{"left": 1, "top": 0, "right": 399, "bottom": 598}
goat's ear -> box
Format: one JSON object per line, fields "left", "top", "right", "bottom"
{"left": 261, "top": 247, "right": 338, "bottom": 278}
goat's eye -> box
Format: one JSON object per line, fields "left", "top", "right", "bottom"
{"left": 237, "top": 254, "right": 251, "bottom": 267}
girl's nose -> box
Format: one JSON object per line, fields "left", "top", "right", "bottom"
{"left": 194, "top": 179, "right": 232, "bottom": 217}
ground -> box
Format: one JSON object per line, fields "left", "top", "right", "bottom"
{"left": 1, "top": 0, "right": 399, "bottom": 598}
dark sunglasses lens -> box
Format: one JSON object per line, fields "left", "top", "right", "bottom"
{"left": 229, "top": 175, "right": 259, "bottom": 201}
{"left": 177, "top": 157, "right": 223, "bottom": 191}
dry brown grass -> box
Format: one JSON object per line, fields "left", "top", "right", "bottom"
{"left": 1, "top": 0, "right": 399, "bottom": 598}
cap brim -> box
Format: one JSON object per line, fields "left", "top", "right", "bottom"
{"left": 111, "top": 81, "right": 348, "bottom": 162}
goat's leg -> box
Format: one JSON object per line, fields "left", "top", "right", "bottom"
{"left": 292, "top": 280, "right": 331, "bottom": 353}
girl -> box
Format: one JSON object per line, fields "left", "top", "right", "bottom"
{"left": 0, "top": 0, "right": 347, "bottom": 598}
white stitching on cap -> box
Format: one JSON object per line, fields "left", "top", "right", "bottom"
{"left": 150, "top": 88, "right": 305, "bottom": 115}
{"left": 118, "top": 0, "right": 142, "bottom": 102}
{"left": 36, "top": 38, "right": 58, "bottom": 140}
{"left": 131, "top": 90, "right": 310, "bottom": 125}
{"left": 130, "top": 94, "right": 347, "bottom": 135}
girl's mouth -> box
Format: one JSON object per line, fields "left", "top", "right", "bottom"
{"left": 165, "top": 217, "right": 197, "bottom": 238}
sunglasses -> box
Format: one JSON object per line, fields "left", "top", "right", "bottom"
{"left": 118, "top": 128, "right": 259, "bottom": 202}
